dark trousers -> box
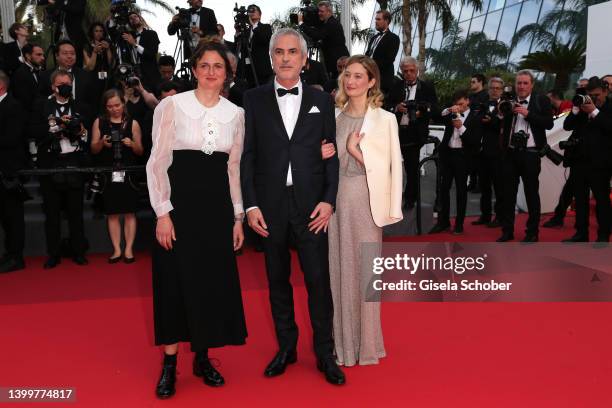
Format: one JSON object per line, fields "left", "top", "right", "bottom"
{"left": 262, "top": 187, "right": 334, "bottom": 358}
{"left": 439, "top": 149, "right": 468, "bottom": 227}
{"left": 479, "top": 153, "right": 503, "bottom": 220}
{"left": 501, "top": 150, "right": 542, "bottom": 236}
{"left": 574, "top": 164, "right": 612, "bottom": 240}
{"left": 0, "top": 188, "right": 25, "bottom": 259}
{"left": 552, "top": 168, "right": 576, "bottom": 221}
{"left": 40, "top": 176, "right": 86, "bottom": 257}
{"left": 400, "top": 145, "right": 421, "bottom": 206}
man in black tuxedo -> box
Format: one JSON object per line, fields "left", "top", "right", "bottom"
{"left": 30, "top": 69, "right": 91, "bottom": 269}
{"left": 0, "top": 72, "right": 27, "bottom": 273}
{"left": 386, "top": 56, "right": 440, "bottom": 210}
{"left": 466, "top": 73, "right": 488, "bottom": 193}
{"left": 301, "top": 58, "right": 328, "bottom": 89}
{"left": 561, "top": 77, "right": 612, "bottom": 243}
{"left": 299, "top": 1, "right": 349, "bottom": 79}
{"left": 365, "top": 10, "right": 400, "bottom": 94}
{"left": 235, "top": 4, "right": 273, "bottom": 88}
{"left": 217, "top": 24, "right": 235, "bottom": 53}
{"left": 1, "top": 23, "right": 29, "bottom": 77}
{"left": 241, "top": 28, "right": 344, "bottom": 385}
{"left": 39, "top": 40, "right": 94, "bottom": 110}
{"left": 225, "top": 52, "right": 248, "bottom": 107}
{"left": 11, "top": 44, "right": 45, "bottom": 113}
{"left": 497, "top": 70, "right": 554, "bottom": 242}
{"left": 168, "top": 0, "right": 218, "bottom": 60}
{"left": 46, "top": 0, "right": 87, "bottom": 66}
{"left": 430, "top": 89, "right": 482, "bottom": 235}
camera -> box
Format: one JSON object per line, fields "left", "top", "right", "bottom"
{"left": 110, "top": 128, "right": 124, "bottom": 166}
{"left": 115, "top": 64, "right": 140, "bottom": 88}
{"left": 233, "top": 4, "right": 251, "bottom": 37}
{"left": 290, "top": 0, "right": 320, "bottom": 26}
{"left": 510, "top": 130, "right": 529, "bottom": 150}
{"left": 48, "top": 113, "right": 84, "bottom": 154}
{"left": 174, "top": 6, "right": 193, "bottom": 30}
{"left": 559, "top": 137, "right": 580, "bottom": 150}
{"left": 405, "top": 100, "right": 430, "bottom": 124}
{"left": 111, "top": 0, "right": 136, "bottom": 29}
{"left": 498, "top": 86, "right": 516, "bottom": 117}
{"left": 572, "top": 87, "right": 591, "bottom": 108}
{"left": 539, "top": 144, "right": 564, "bottom": 166}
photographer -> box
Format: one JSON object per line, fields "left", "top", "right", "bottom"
{"left": 365, "top": 10, "right": 400, "bottom": 94}
{"left": 497, "top": 70, "right": 554, "bottom": 243}
{"left": 11, "top": 44, "right": 45, "bottom": 114}
{"left": 560, "top": 77, "right": 612, "bottom": 243}
{"left": 168, "top": 0, "right": 218, "bottom": 59}
{"left": 386, "top": 56, "right": 440, "bottom": 210}
{"left": 467, "top": 73, "right": 488, "bottom": 193}
{"left": 298, "top": 1, "right": 349, "bottom": 79}
{"left": 158, "top": 55, "right": 191, "bottom": 94}
{"left": 430, "top": 89, "right": 482, "bottom": 235}
{"left": 0, "top": 23, "right": 29, "bottom": 77}
{"left": 235, "top": 4, "right": 273, "bottom": 88}
{"left": 0, "top": 71, "right": 27, "bottom": 273}
{"left": 90, "top": 89, "right": 143, "bottom": 263}
{"left": 30, "top": 69, "right": 91, "bottom": 269}
{"left": 45, "top": 0, "right": 87, "bottom": 63}
{"left": 217, "top": 23, "right": 235, "bottom": 52}
{"left": 84, "top": 22, "right": 114, "bottom": 108}
{"left": 472, "top": 77, "right": 505, "bottom": 228}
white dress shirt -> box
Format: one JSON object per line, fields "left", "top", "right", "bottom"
{"left": 448, "top": 109, "right": 469, "bottom": 149}
{"left": 513, "top": 94, "right": 536, "bottom": 148}
{"left": 0, "top": 92, "right": 7, "bottom": 104}
{"left": 274, "top": 78, "right": 303, "bottom": 186}
{"left": 190, "top": 9, "right": 201, "bottom": 49}
{"left": 399, "top": 82, "right": 418, "bottom": 126}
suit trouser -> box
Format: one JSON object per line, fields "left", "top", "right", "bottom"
{"left": 0, "top": 188, "right": 25, "bottom": 259}
{"left": 262, "top": 187, "right": 334, "bottom": 358}
{"left": 439, "top": 149, "right": 468, "bottom": 227}
{"left": 574, "top": 164, "right": 612, "bottom": 240}
{"left": 479, "top": 152, "right": 503, "bottom": 220}
{"left": 400, "top": 144, "right": 421, "bottom": 206}
{"left": 501, "top": 149, "right": 541, "bottom": 236}
{"left": 40, "top": 176, "right": 87, "bottom": 257}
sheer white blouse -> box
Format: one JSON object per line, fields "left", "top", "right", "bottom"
{"left": 146, "top": 91, "right": 245, "bottom": 218}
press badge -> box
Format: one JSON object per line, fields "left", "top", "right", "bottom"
{"left": 112, "top": 171, "right": 125, "bottom": 183}
{"left": 98, "top": 71, "right": 108, "bottom": 80}
{"left": 245, "top": 58, "right": 251, "bottom": 65}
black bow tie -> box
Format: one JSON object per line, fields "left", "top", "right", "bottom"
{"left": 191, "top": 8, "right": 199, "bottom": 15}
{"left": 277, "top": 87, "right": 299, "bottom": 97}
{"left": 519, "top": 100, "right": 528, "bottom": 105}
{"left": 406, "top": 82, "right": 416, "bottom": 87}
{"left": 459, "top": 113, "right": 465, "bottom": 117}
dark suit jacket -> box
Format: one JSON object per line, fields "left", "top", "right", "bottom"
{"left": 300, "top": 16, "right": 349, "bottom": 77}
{"left": 563, "top": 100, "right": 612, "bottom": 168}
{"left": 301, "top": 58, "right": 329, "bottom": 87}
{"left": 241, "top": 83, "right": 339, "bottom": 218}
{"left": 501, "top": 92, "right": 554, "bottom": 150}
{"left": 386, "top": 77, "right": 440, "bottom": 146}
{"left": 480, "top": 100, "right": 503, "bottom": 157}
{"left": 469, "top": 89, "right": 489, "bottom": 107}
{"left": 0, "top": 94, "right": 26, "bottom": 174}
{"left": 439, "top": 110, "right": 482, "bottom": 156}
{"left": 366, "top": 30, "right": 400, "bottom": 92}
{"left": 247, "top": 23, "right": 273, "bottom": 82}
{"left": 228, "top": 79, "right": 249, "bottom": 108}
{"left": 1, "top": 42, "right": 22, "bottom": 77}
{"left": 10, "top": 63, "right": 40, "bottom": 113}
{"left": 167, "top": 6, "right": 218, "bottom": 37}
{"left": 54, "top": 0, "right": 87, "bottom": 50}
{"left": 135, "top": 29, "right": 162, "bottom": 93}
{"left": 38, "top": 66, "right": 95, "bottom": 110}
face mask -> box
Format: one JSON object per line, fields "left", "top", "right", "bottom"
{"left": 57, "top": 84, "right": 72, "bottom": 98}
{"left": 132, "top": 89, "right": 141, "bottom": 98}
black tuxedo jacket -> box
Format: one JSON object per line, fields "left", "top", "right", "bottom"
{"left": 439, "top": 110, "right": 482, "bottom": 155}
{"left": 366, "top": 30, "right": 400, "bottom": 91}
{"left": 53, "top": 0, "right": 87, "bottom": 49}
{"left": 241, "top": 83, "right": 339, "bottom": 218}
{"left": 301, "top": 58, "right": 329, "bottom": 87}
{"left": 168, "top": 6, "right": 218, "bottom": 37}
{"left": 10, "top": 63, "right": 40, "bottom": 112}
{"left": 469, "top": 89, "right": 489, "bottom": 107}
{"left": 480, "top": 100, "right": 503, "bottom": 157}
{"left": 1, "top": 41, "right": 22, "bottom": 77}
{"left": 246, "top": 23, "right": 273, "bottom": 82}
{"left": 228, "top": 79, "right": 249, "bottom": 108}
{"left": 0, "top": 94, "right": 27, "bottom": 174}
{"left": 501, "top": 92, "right": 553, "bottom": 150}
{"left": 563, "top": 100, "right": 612, "bottom": 168}
{"left": 300, "top": 16, "right": 349, "bottom": 77}
{"left": 135, "top": 30, "right": 162, "bottom": 92}
{"left": 386, "top": 77, "right": 440, "bottom": 146}
{"left": 39, "top": 66, "right": 95, "bottom": 109}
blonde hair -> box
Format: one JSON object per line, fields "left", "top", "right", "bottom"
{"left": 335, "top": 55, "right": 384, "bottom": 109}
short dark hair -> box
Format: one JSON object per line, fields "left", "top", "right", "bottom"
{"left": 471, "top": 73, "right": 486, "bottom": 85}
{"left": 376, "top": 10, "right": 392, "bottom": 23}
{"left": 547, "top": 89, "right": 564, "bottom": 100}
{"left": 158, "top": 55, "right": 176, "bottom": 68}
{"left": 190, "top": 41, "right": 233, "bottom": 90}
{"left": 55, "top": 39, "right": 76, "bottom": 54}
{"left": 9, "top": 23, "right": 25, "bottom": 40}
{"left": 22, "top": 43, "right": 42, "bottom": 57}
{"left": 452, "top": 89, "right": 470, "bottom": 103}
{"left": 159, "top": 80, "right": 183, "bottom": 95}
{"left": 586, "top": 76, "right": 607, "bottom": 92}
{"left": 247, "top": 4, "right": 261, "bottom": 13}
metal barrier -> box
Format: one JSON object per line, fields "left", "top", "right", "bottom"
{"left": 415, "top": 136, "right": 442, "bottom": 235}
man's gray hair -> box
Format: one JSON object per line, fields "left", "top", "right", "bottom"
{"left": 269, "top": 27, "right": 308, "bottom": 57}
{"left": 400, "top": 56, "right": 418, "bottom": 67}
{"left": 488, "top": 77, "right": 504, "bottom": 87}
{"left": 516, "top": 69, "right": 534, "bottom": 83}
{"left": 318, "top": 1, "right": 332, "bottom": 10}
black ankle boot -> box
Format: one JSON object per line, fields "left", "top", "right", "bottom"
{"left": 156, "top": 355, "right": 177, "bottom": 399}
{"left": 193, "top": 353, "right": 225, "bottom": 387}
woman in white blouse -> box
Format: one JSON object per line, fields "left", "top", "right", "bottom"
{"left": 146, "top": 41, "right": 247, "bottom": 399}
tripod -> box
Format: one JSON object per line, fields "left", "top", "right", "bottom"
{"left": 172, "top": 29, "right": 193, "bottom": 84}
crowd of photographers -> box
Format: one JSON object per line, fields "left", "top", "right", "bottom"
{"left": 1, "top": 0, "right": 611, "bottom": 274}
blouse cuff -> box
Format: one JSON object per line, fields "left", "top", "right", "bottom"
{"left": 233, "top": 203, "right": 244, "bottom": 216}
{"left": 154, "top": 201, "right": 174, "bottom": 218}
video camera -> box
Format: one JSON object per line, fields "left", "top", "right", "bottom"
{"left": 290, "top": 0, "right": 319, "bottom": 26}
{"left": 234, "top": 4, "right": 251, "bottom": 37}
{"left": 111, "top": 0, "right": 136, "bottom": 30}
{"left": 174, "top": 6, "right": 193, "bottom": 31}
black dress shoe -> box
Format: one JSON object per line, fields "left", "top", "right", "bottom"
{"left": 452, "top": 225, "right": 464, "bottom": 235}
{"left": 487, "top": 219, "right": 501, "bottom": 228}
{"left": 43, "top": 256, "right": 61, "bottom": 269}
{"left": 521, "top": 234, "right": 539, "bottom": 243}
{"left": 317, "top": 356, "right": 346, "bottom": 385}
{"left": 72, "top": 255, "right": 88, "bottom": 266}
{"left": 543, "top": 218, "right": 563, "bottom": 228}
{"left": 193, "top": 357, "right": 225, "bottom": 386}
{"left": 429, "top": 223, "right": 451, "bottom": 234}
{"left": 264, "top": 350, "right": 297, "bottom": 377}
{"left": 471, "top": 217, "right": 490, "bottom": 226}
{"left": 496, "top": 233, "right": 514, "bottom": 242}
{"left": 0, "top": 257, "right": 25, "bottom": 273}
{"left": 562, "top": 234, "right": 588, "bottom": 243}
{"left": 156, "top": 364, "right": 176, "bottom": 399}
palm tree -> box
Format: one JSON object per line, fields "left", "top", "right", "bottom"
{"left": 519, "top": 39, "right": 586, "bottom": 90}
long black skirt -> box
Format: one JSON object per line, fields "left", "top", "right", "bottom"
{"left": 152, "top": 150, "right": 247, "bottom": 351}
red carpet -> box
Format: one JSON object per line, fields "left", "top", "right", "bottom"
{"left": 1, "top": 213, "right": 611, "bottom": 407}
